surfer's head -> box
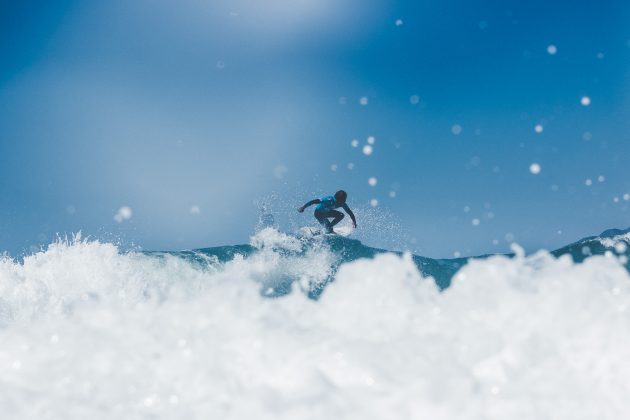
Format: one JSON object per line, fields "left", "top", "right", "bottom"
{"left": 334, "top": 190, "right": 347, "bottom": 204}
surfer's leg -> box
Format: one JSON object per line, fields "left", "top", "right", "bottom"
{"left": 314, "top": 210, "right": 333, "bottom": 231}
{"left": 328, "top": 210, "right": 344, "bottom": 228}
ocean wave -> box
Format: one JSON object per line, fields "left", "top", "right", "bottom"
{"left": 1, "top": 229, "right": 630, "bottom": 419}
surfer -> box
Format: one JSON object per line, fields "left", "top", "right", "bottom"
{"left": 298, "top": 190, "right": 357, "bottom": 234}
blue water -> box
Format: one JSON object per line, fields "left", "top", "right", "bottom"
{"left": 146, "top": 227, "right": 630, "bottom": 299}
{"left": 2, "top": 226, "right": 630, "bottom": 419}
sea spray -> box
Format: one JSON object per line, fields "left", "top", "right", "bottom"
{"left": 1, "top": 230, "right": 630, "bottom": 419}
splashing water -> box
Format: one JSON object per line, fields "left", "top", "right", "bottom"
{"left": 1, "top": 229, "right": 630, "bottom": 419}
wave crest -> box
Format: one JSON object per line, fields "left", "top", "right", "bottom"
{"left": 1, "top": 230, "right": 630, "bottom": 418}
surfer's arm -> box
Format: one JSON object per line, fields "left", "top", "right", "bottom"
{"left": 298, "top": 199, "right": 321, "bottom": 213}
{"left": 342, "top": 204, "right": 357, "bottom": 228}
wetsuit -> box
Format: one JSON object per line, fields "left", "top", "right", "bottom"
{"left": 314, "top": 196, "right": 351, "bottom": 232}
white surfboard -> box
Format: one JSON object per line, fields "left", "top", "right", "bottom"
{"left": 333, "top": 225, "right": 354, "bottom": 237}
{"left": 297, "top": 225, "right": 354, "bottom": 238}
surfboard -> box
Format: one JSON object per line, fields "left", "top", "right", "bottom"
{"left": 297, "top": 226, "right": 354, "bottom": 239}
{"left": 332, "top": 225, "right": 354, "bottom": 237}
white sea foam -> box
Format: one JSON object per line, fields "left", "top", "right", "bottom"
{"left": 600, "top": 233, "right": 630, "bottom": 249}
{"left": 1, "top": 232, "right": 630, "bottom": 419}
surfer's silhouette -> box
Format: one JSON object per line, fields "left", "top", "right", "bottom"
{"left": 298, "top": 190, "right": 357, "bottom": 234}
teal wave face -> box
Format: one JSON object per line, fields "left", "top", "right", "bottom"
{"left": 144, "top": 227, "right": 630, "bottom": 300}
{"left": 552, "top": 228, "right": 630, "bottom": 268}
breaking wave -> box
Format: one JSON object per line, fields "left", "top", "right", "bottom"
{"left": 1, "top": 227, "right": 630, "bottom": 419}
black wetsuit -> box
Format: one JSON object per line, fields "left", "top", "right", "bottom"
{"left": 312, "top": 196, "right": 354, "bottom": 232}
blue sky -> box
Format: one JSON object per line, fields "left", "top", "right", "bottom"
{"left": 1, "top": 0, "right": 629, "bottom": 257}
